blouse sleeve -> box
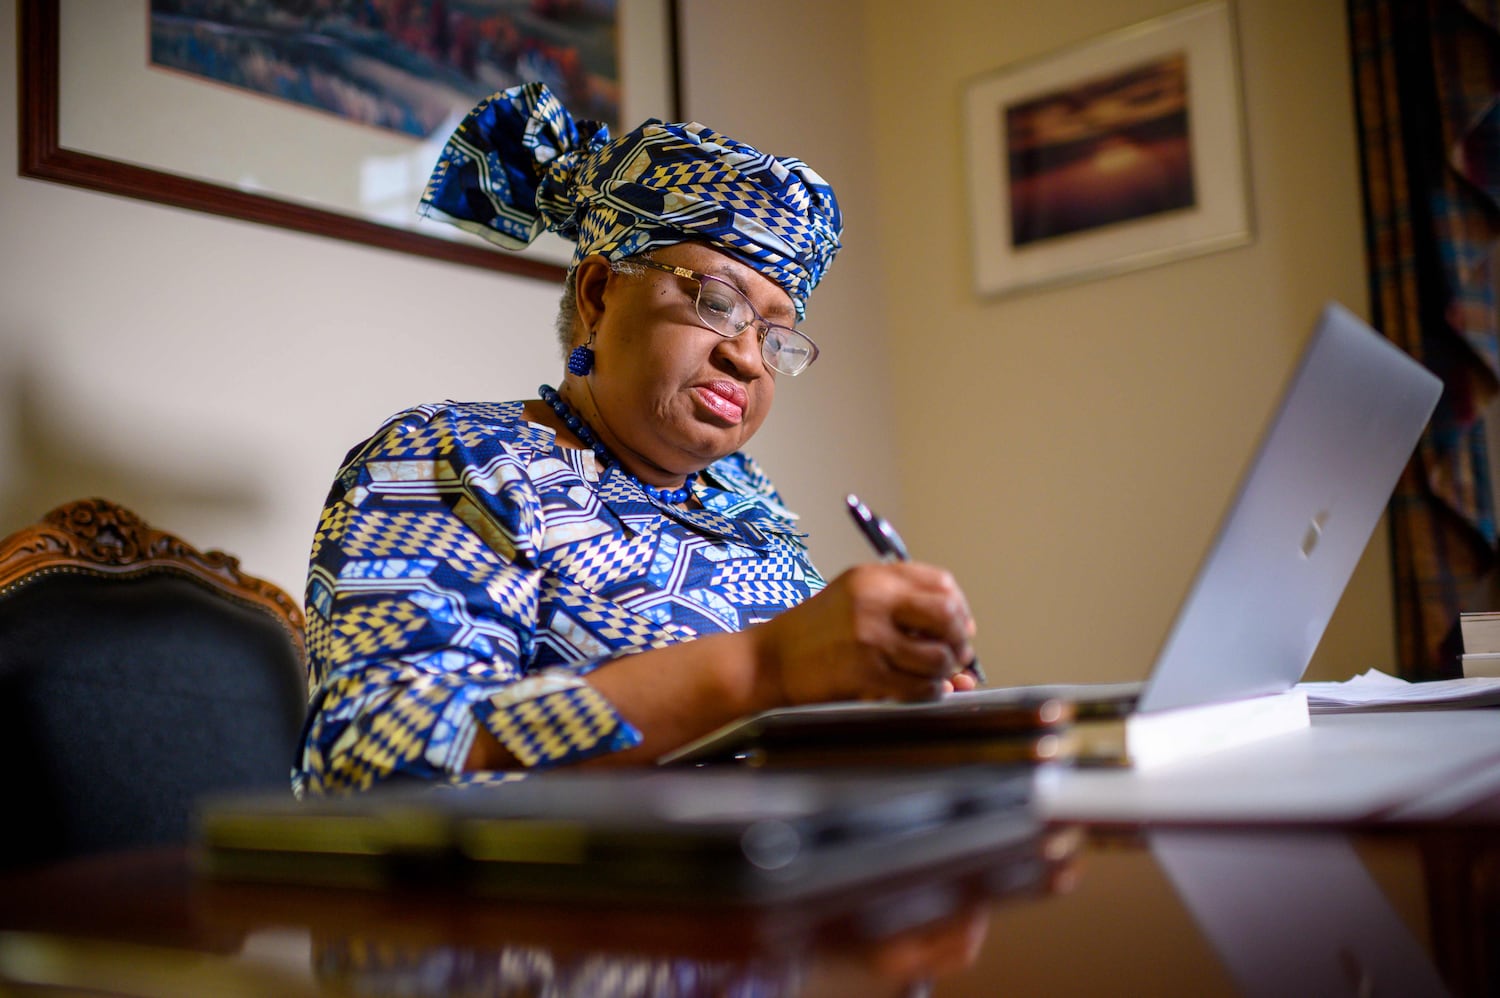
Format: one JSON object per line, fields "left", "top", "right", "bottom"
{"left": 296, "top": 406, "right": 641, "bottom": 795}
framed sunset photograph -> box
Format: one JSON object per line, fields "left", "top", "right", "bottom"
{"left": 963, "top": 1, "right": 1251, "bottom": 297}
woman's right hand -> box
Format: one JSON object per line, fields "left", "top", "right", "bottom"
{"left": 752, "top": 562, "right": 978, "bottom": 707}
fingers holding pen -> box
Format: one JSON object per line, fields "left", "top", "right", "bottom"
{"left": 861, "top": 563, "right": 976, "bottom": 699}
{"left": 761, "top": 561, "right": 977, "bottom": 706}
{"left": 842, "top": 497, "right": 982, "bottom": 691}
{"left": 889, "top": 580, "right": 976, "bottom": 656}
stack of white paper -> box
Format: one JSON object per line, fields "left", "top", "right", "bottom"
{"left": 1297, "top": 668, "right": 1500, "bottom": 713}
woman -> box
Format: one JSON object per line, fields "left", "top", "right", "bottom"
{"left": 295, "top": 84, "right": 978, "bottom": 795}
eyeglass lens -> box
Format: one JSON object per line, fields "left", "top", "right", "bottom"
{"left": 694, "top": 277, "right": 817, "bottom": 375}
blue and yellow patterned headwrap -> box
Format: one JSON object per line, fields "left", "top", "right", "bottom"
{"left": 419, "top": 82, "right": 842, "bottom": 318}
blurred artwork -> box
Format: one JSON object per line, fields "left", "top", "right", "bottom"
{"left": 1004, "top": 54, "right": 1195, "bottom": 247}
{"left": 148, "top": 0, "right": 623, "bottom": 139}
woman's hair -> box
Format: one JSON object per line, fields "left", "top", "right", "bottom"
{"left": 554, "top": 269, "right": 580, "bottom": 353}
{"left": 555, "top": 256, "right": 647, "bottom": 355}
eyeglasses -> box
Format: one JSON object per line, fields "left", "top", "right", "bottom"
{"left": 628, "top": 258, "right": 820, "bottom": 376}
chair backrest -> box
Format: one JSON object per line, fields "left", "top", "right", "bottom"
{"left": 0, "top": 498, "right": 308, "bottom": 870}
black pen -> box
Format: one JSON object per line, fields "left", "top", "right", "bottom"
{"left": 845, "top": 494, "right": 987, "bottom": 685}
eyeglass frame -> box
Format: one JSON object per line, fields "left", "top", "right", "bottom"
{"left": 623, "top": 257, "right": 821, "bottom": 376}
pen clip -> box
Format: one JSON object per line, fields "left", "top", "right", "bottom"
{"left": 873, "top": 516, "right": 909, "bottom": 562}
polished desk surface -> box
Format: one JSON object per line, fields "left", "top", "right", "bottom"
{"left": 2, "top": 716, "right": 1499, "bottom": 996}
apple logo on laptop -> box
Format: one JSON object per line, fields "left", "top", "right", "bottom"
{"left": 1300, "top": 510, "right": 1331, "bottom": 559}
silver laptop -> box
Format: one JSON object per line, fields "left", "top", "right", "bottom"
{"left": 975, "top": 299, "right": 1443, "bottom": 718}
{"left": 1129, "top": 300, "right": 1440, "bottom": 712}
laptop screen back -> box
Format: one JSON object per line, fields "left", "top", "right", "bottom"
{"left": 1138, "top": 303, "right": 1441, "bottom": 713}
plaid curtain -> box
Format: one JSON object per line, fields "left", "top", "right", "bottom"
{"left": 1348, "top": 0, "right": 1500, "bottom": 677}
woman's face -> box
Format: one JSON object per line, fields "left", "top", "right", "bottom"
{"left": 568, "top": 243, "right": 793, "bottom": 485}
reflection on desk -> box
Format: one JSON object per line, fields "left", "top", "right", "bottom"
{"left": 0, "top": 823, "right": 1075, "bottom": 998}
{"left": 1152, "top": 831, "right": 1447, "bottom": 996}
{"left": 1, "top": 823, "right": 1497, "bottom": 996}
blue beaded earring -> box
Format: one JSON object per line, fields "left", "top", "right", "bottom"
{"left": 567, "top": 330, "right": 596, "bottom": 376}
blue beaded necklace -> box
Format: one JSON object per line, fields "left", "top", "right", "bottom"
{"left": 539, "top": 384, "right": 698, "bottom": 505}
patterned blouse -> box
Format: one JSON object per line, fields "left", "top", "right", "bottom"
{"left": 294, "top": 401, "right": 825, "bottom": 795}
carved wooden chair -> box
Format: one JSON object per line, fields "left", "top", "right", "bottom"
{"left": 0, "top": 498, "right": 307, "bottom": 869}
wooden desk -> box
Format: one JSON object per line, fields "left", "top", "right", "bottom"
{"left": 2, "top": 709, "right": 1498, "bottom": 996}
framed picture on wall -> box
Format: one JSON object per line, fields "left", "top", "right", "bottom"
{"left": 19, "top": 0, "right": 681, "bottom": 282}
{"left": 962, "top": 0, "right": 1252, "bottom": 297}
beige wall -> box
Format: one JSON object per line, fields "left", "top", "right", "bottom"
{"left": 2, "top": 0, "right": 1386, "bottom": 682}
{"left": 863, "top": 0, "right": 1384, "bottom": 684}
